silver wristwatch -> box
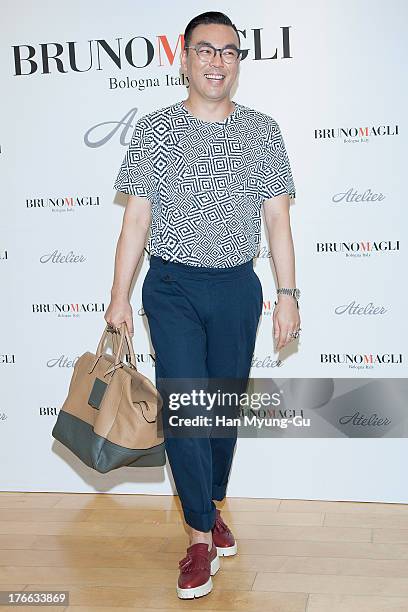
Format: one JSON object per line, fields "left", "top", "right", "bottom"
{"left": 276, "top": 288, "right": 300, "bottom": 309}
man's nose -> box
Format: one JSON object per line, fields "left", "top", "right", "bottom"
{"left": 209, "top": 50, "right": 224, "bottom": 68}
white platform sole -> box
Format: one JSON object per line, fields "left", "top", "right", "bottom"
{"left": 176, "top": 553, "right": 220, "bottom": 599}
{"left": 216, "top": 541, "right": 238, "bottom": 557}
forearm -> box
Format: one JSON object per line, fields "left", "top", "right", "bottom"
{"left": 264, "top": 208, "right": 296, "bottom": 294}
{"left": 264, "top": 203, "right": 301, "bottom": 349}
{"left": 110, "top": 196, "right": 151, "bottom": 300}
{"left": 110, "top": 225, "right": 148, "bottom": 300}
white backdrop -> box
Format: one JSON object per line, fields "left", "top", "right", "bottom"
{"left": 1, "top": 0, "right": 407, "bottom": 502}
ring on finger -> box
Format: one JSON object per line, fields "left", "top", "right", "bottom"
{"left": 289, "top": 328, "right": 301, "bottom": 339}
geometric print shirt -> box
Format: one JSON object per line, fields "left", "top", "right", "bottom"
{"left": 113, "top": 99, "right": 296, "bottom": 268}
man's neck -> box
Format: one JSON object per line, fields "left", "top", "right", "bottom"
{"left": 182, "top": 96, "right": 235, "bottom": 123}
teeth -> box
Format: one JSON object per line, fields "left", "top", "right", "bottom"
{"left": 205, "top": 74, "right": 224, "bottom": 80}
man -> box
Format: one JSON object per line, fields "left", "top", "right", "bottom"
{"left": 108, "top": 11, "right": 300, "bottom": 600}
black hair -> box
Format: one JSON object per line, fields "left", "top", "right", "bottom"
{"left": 184, "top": 11, "right": 240, "bottom": 49}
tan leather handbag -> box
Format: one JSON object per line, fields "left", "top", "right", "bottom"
{"left": 52, "top": 322, "right": 165, "bottom": 472}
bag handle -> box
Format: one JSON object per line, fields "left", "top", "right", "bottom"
{"left": 88, "top": 322, "right": 137, "bottom": 375}
{"left": 94, "top": 324, "right": 118, "bottom": 359}
{"left": 103, "top": 322, "right": 138, "bottom": 376}
{"left": 96, "top": 325, "right": 120, "bottom": 356}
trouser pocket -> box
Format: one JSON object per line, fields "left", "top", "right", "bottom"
{"left": 252, "top": 270, "right": 263, "bottom": 316}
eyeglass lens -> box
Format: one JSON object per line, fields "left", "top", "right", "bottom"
{"left": 196, "top": 45, "right": 239, "bottom": 63}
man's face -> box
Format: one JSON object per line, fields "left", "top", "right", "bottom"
{"left": 181, "top": 23, "right": 240, "bottom": 102}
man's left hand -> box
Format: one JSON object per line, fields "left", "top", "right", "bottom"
{"left": 273, "top": 296, "right": 301, "bottom": 351}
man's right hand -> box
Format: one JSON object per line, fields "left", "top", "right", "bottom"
{"left": 104, "top": 296, "right": 134, "bottom": 337}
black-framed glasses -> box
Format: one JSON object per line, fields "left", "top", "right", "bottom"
{"left": 185, "top": 43, "right": 242, "bottom": 64}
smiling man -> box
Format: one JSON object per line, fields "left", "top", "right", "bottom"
{"left": 110, "top": 11, "right": 300, "bottom": 600}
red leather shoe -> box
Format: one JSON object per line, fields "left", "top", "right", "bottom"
{"left": 211, "top": 508, "right": 237, "bottom": 556}
{"left": 176, "top": 541, "right": 220, "bottom": 599}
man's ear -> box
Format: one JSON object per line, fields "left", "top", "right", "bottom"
{"left": 180, "top": 50, "right": 187, "bottom": 72}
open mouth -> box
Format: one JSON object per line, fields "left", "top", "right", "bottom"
{"left": 204, "top": 73, "right": 225, "bottom": 81}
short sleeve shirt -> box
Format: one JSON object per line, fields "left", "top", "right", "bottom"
{"left": 113, "top": 100, "right": 296, "bottom": 268}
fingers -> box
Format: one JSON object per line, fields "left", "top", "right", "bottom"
{"left": 106, "top": 321, "right": 119, "bottom": 333}
{"left": 275, "top": 330, "right": 292, "bottom": 351}
{"left": 277, "top": 326, "right": 289, "bottom": 351}
{"left": 274, "top": 322, "right": 293, "bottom": 351}
{"left": 105, "top": 323, "right": 134, "bottom": 338}
{"left": 126, "top": 318, "right": 134, "bottom": 337}
{"left": 283, "top": 328, "right": 300, "bottom": 348}
{"left": 273, "top": 319, "right": 280, "bottom": 346}
{"left": 273, "top": 301, "right": 301, "bottom": 350}
{"left": 273, "top": 320, "right": 301, "bottom": 350}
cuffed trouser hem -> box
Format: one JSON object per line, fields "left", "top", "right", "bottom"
{"left": 183, "top": 501, "right": 217, "bottom": 532}
{"left": 212, "top": 484, "right": 227, "bottom": 501}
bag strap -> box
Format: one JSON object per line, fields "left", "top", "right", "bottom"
{"left": 88, "top": 322, "right": 137, "bottom": 375}
{"left": 103, "top": 322, "right": 138, "bottom": 376}
{"left": 95, "top": 325, "right": 115, "bottom": 359}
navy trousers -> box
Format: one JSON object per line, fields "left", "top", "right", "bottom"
{"left": 142, "top": 255, "right": 263, "bottom": 531}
